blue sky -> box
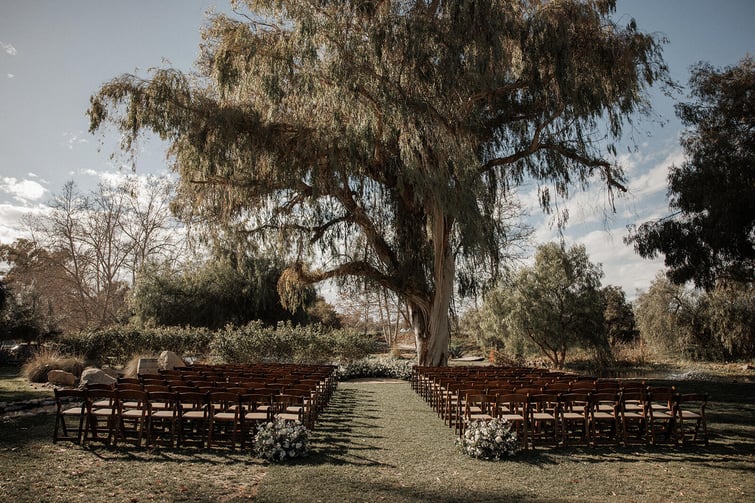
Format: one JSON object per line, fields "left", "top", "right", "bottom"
{"left": 1, "top": 0, "right": 753, "bottom": 300}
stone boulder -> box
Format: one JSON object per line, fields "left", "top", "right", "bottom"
{"left": 101, "top": 367, "right": 120, "bottom": 379}
{"left": 158, "top": 351, "right": 186, "bottom": 371}
{"left": 47, "top": 369, "right": 76, "bottom": 387}
{"left": 79, "top": 367, "right": 116, "bottom": 387}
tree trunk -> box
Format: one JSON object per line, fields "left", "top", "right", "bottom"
{"left": 413, "top": 204, "right": 454, "bottom": 366}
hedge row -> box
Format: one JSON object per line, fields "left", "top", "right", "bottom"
{"left": 57, "top": 322, "right": 378, "bottom": 366}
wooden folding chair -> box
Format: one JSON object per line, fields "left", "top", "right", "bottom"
{"left": 527, "top": 393, "right": 559, "bottom": 449}
{"left": 558, "top": 392, "right": 590, "bottom": 446}
{"left": 589, "top": 392, "right": 620, "bottom": 446}
{"left": 177, "top": 391, "right": 209, "bottom": 448}
{"left": 646, "top": 388, "right": 679, "bottom": 445}
{"left": 462, "top": 392, "right": 497, "bottom": 427}
{"left": 496, "top": 393, "right": 529, "bottom": 451}
{"left": 115, "top": 389, "right": 150, "bottom": 447}
{"left": 676, "top": 393, "right": 708, "bottom": 446}
{"left": 83, "top": 389, "right": 118, "bottom": 445}
{"left": 53, "top": 388, "right": 88, "bottom": 444}
{"left": 240, "top": 393, "right": 273, "bottom": 450}
{"left": 618, "top": 390, "right": 647, "bottom": 445}
{"left": 147, "top": 391, "right": 179, "bottom": 448}
{"left": 207, "top": 391, "right": 241, "bottom": 449}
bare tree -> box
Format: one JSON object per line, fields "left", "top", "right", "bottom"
{"left": 15, "top": 179, "right": 185, "bottom": 332}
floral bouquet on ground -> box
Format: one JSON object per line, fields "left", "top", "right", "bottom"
{"left": 253, "top": 417, "right": 310, "bottom": 462}
{"left": 457, "top": 418, "right": 519, "bottom": 460}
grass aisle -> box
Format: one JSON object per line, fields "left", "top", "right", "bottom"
{"left": 256, "top": 379, "right": 489, "bottom": 502}
{"left": 256, "top": 380, "right": 755, "bottom": 503}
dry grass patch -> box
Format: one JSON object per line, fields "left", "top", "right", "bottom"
{"left": 20, "top": 348, "right": 84, "bottom": 383}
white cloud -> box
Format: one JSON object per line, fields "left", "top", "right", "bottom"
{"left": 555, "top": 227, "right": 665, "bottom": 299}
{"left": 0, "top": 177, "right": 48, "bottom": 203}
{"left": 0, "top": 203, "right": 48, "bottom": 244}
{"left": 62, "top": 131, "right": 90, "bottom": 150}
{"left": 7, "top": 73, "right": 14, "bottom": 79}
{"left": 1, "top": 41, "right": 17, "bottom": 56}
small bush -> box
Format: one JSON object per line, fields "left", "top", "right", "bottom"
{"left": 254, "top": 418, "right": 310, "bottom": 462}
{"left": 58, "top": 325, "right": 214, "bottom": 365}
{"left": 457, "top": 418, "right": 519, "bottom": 460}
{"left": 21, "top": 347, "right": 85, "bottom": 383}
{"left": 211, "top": 322, "right": 376, "bottom": 364}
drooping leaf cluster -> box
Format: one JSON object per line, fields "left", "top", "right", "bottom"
{"left": 627, "top": 56, "right": 754, "bottom": 290}
{"left": 89, "top": 0, "right": 667, "bottom": 312}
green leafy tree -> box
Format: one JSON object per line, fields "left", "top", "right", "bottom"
{"left": 627, "top": 57, "right": 754, "bottom": 290}
{"left": 131, "top": 253, "right": 317, "bottom": 329}
{"left": 481, "top": 243, "right": 607, "bottom": 368}
{"left": 705, "top": 282, "right": 754, "bottom": 360}
{"left": 89, "top": 0, "right": 667, "bottom": 365}
{"left": 601, "top": 285, "right": 637, "bottom": 345}
{"left": 635, "top": 275, "right": 754, "bottom": 360}
{"left": 633, "top": 274, "right": 711, "bottom": 359}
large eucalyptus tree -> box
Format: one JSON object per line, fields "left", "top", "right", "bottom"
{"left": 89, "top": 0, "right": 667, "bottom": 365}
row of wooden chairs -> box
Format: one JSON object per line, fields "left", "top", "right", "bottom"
{"left": 53, "top": 363, "right": 338, "bottom": 450}
{"left": 412, "top": 366, "right": 709, "bottom": 448}
{"left": 458, "top": 387, "right": 707, "bottom": 449}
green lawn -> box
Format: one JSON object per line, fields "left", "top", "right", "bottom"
{"left": 1, "top": 376, "right": 753, "bottom": 502}
{"left": 0, "top": 365, "right": 53, "bottom": 403}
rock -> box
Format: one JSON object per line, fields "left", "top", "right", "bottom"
{"left": 101, "top": 367, "right": 120, "bottom": 379}
{"left": 79, "top": 367, "right": 116, "bottom": 387}
{"left": 158, "top": 351, "right": 186, "bottom": 371}
{"left": 136, "top": 357, "right": 159, "bottom": 376}
{"left": 47, "top": 369, "right": 76, "bottom": 387}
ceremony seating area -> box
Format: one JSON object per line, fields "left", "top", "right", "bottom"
{"left": 411, "top": 366, "right": 709, "bottom": 450}
{"left": 53, "top": 363, "right": 337, "bottom": 450}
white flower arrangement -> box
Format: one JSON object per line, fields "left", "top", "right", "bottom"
{"left": 336, "top": 357, "right": 414, "bottom": 381}
{"left": 456, "top": 418, "right": 519, "bottom": 460}
{"left": 253, "top": 417, "right": 310, "bottom": 462}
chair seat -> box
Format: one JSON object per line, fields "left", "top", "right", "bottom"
{"left": 469, "top": 413, "right": 494, "bottom": 421}
{"left": 592, "top": 411, "right": 615, "bottom": 420}
{"left": 562, "top": 412, "right": 586, "bottom": 420}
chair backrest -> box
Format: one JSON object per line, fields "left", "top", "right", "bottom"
{"left": 178, "top": 391, "right": 208, "bottom": 412}
{"left": 147, "top": 390, "right": 179, "bottom": 411}
{"left": 208, "top": 391, "right": 240, "bottom": 412}
{"left": 559, "top": 392, "right": 590, "bottom": 413}
{"left": 54, "top": 387, "right": 88, "bottom": 403}
{"left": 497, "top": 393, "right": 528, "bottom": 415}
{"left": 544, "top": 382, "right": 571, "bottom": 392}
{"left": 464, "top": 393, "right": 497, "bottom": 415}
{"left": 85, "top": 383, "right": 114, "bottom": 391}
{"left": 144, "top": 384, "right": 171, "bottom": 393}
{"left": 240, "top": 393, "right": 268, "bottom": 410}
{"left": 590, "top": 392, "right": 619, "bottom": 413}
{"left": 570, "top": 381, "right": 596, "bottom": 392}
{"left": 116, "top": 382, "right": 143, "bottom": 391}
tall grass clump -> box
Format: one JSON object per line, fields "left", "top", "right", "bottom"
{"left": 20, "top": 347, "right": 85, "bottom": 383}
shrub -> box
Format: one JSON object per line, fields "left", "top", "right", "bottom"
{"left": 211, "top": 322, "right": 376, "bottom": 364}
{"left": 336, "top": 357, "right": 414, "bottom": 381}
{"left": 253, "top": 418, "right": 310, "bottom": 462}
{"left": 20, "top": 347, "right": 85, "bottom": 383}
{"left": 58, "top": 325, "right": 214, "bottom": 365}
{"left": 456, "top": 418, "right": 519, "bottom": 460}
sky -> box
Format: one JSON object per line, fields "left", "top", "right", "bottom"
{"left": 1, "top": 0, "right": 753, "bottom": 301}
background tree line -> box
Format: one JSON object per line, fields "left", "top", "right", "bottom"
{"left": 0, "top": 177, "right": 336, "bottom": 342}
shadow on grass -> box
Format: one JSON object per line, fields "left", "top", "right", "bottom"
{"left": 302, "top": 387, "right": 396, "bottom": 468}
